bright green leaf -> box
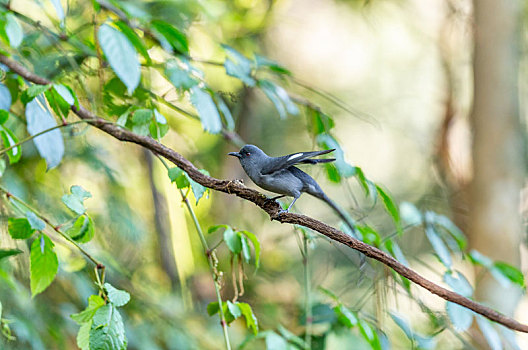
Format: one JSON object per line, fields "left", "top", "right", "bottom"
{"left": 227, "top": 301, "right": 241, "bottom": 319}
{"left": 114, "top": 21, "right": 151, "bottom": 64}
{"left": 67, "top": 215, "right": 95, "bottom": 243}
{"left": 334, "top": 304, "right": 358, "bottom": 328}
{"left": 8, "top": 217, "right": 35, "bottom": 239}
{"left": 240, "top": 230, "right": 260, "bottom": 268}
{"left": 71, "top": 295, "right": 106, "bottom": 325}
{"left": 30, "top": 234, "right": 59, "bottom": 296}
{"left": 224, "top": 227, "right": 242, "bottom": 254}
{"left": 237, "top": 302, "right": 258, "bottom": 335}
{"left": 0, "top": 126, "right": 21, "bottom": 164}
{"left": 493, "top": 262, "right": 525, "bottom": 288}
{"left": 89, "top": 304, "right": 127, "bottom": 350}
{"left": 376, "top": 184, "right": 402, "bottom": 235}
{"left": 151, "top": 20, "right": 188, "bottom": 54}
{"left": 21, "top": 85, "right": 51, "bottom": 105}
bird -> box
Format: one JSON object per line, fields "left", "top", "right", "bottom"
{"left": 228, "top": 144, "right": 355, "bottom": 229}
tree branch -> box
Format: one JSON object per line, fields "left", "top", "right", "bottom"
{"left": 2, "top": 53, "right": 528, "bottom": 333}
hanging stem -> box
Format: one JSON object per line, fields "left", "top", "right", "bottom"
{"left": 157, "top": 157, "right": 232, "bottom": 350}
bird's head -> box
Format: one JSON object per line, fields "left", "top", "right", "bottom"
{"left": 228, "top": 144, "right": 267, "bottom": 168}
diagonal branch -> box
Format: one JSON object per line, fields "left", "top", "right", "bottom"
{"left": 2, "top": 53, "right": 528, "bottom": 333}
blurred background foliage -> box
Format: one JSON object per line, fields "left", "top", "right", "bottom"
{"left": 0, "top": 0, "right": 526, "bottom": 349}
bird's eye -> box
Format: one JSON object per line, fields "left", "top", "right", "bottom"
{"left": 246, "top": 152, "right": 251, "bottom": 156}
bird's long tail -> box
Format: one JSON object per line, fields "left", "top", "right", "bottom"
{"left": 318, "top": 193, "right": 367, "bottom": 268}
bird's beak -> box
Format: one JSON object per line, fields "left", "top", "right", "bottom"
{"left": 228, "top": 152, "right": 241, "bottom": 158}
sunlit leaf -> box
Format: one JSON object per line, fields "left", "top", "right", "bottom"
{"left": 334, "top": 304, "right": 358, "bottom": 328}
{"left": 376, "top": 184, "right": 402, "bottom": 235}
{"left": 358, "top": 319, "right": 382, "bottom": 350}
{"left": 222, "top": 44, "right": 256, "bottom": 86}
{"left": 476, "top": 316, "right": 502, "bottom": 350}
{"left": 0, "top": 83, "right": 11, "bottom": 110}
{"left": 237, "top": 302, "right": 258, "bottom": 335}
{"left": 50, "top": 0, "right": 65, "bottom": 22}
{"left": 0, "top": 126, "right": 21, "bottom": 164}
{"left": 114, "top": 21, "right": 151, "bottom": 64}
{"left": 67, "top": 215, "right": 95, "bottom": 243}
{"left": 400, "top": 202, "right": 422, "bottom": 226}
{"left": 493, "top": 262, "right": 525, "bottom": 288}
{"left": 239, "top": 230, "right": 261, "bottom": 269}
{"left": 8, "top": 217, "right": 35, "bottom": 239}
{"left": 26, "top": 96, "right": 64, "bottom": 169}
{"left": 224, "top": 227, "right": 242, "bottom": 254}
{"left": 444, "top": 271, "right": 473, "bottom": 297}
{"left": 190, "top": 86, "right": 222, "bottom": 134}
{"left": 98, "top": 24, "right": 140, "bottom": 94}
{"left": 446, "top": 302, "right": 473, "bottom": 332}
{"left": 151, "top": 20, "right": 188, "bottom": 54}
{"left": 71, "top": 295, "right": 105, "bottom": 325}
{"left": 5, "top": 14, "right": 23, "bottom": 48}
{"left": 89, "top": 304, "right": 127, "bottom": 350}
{"left": 30, "top": 234, "right": 58, "bottom": 296}
{"left": 425, "top": 226, "right": 452, "bottom": 269}
{"left": 26, "top": 211, "right": 46, "bottom": 231}
{"left": 62, "top": 185, "right": 92, "bottom": 215}
{"left": 105, "top": 283, "right": 131, "bottom": 307}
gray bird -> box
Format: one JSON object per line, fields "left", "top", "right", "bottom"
{"left": 228, "top": 144, "right": 354, "bottom": 228}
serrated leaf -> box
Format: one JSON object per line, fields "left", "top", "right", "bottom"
{"left": 62, "top": 185, "right": 91, "bottom": 215}
{"left": 446, "top": 302, "right": 473, "bottom": 332}
{"left": 239, "top": 230, "right": 260, "bottom": 269}
{"left": 104, "top": 283, "right": 130, "bottom": 307}
{"left": 224, "top": 227, "right": 242, "bottom": 254}
{"left": 1, "top": 127, "right": 21, "bottom": 164}
{"left": 0, "top": 83, "right": 11, "bottom": 110}
{"left": 425, "top": 226, "right": 452, "bottom": 268}
{"left": 25, "top": 211, "right": 46, "bottom": 231}
{"left": 89, "top": 304, "right": 127, "bottom": 350}
{"left": 30, "top": 234, "right": 58, "bottom": 296}
{"left": 26, "top": 96, "right": 64, "bottom": 169}
{"left": 8, "top": 217, "right": 35, "bottom": 239}
{"left": 67, "top": 215, "right": 94, "bottom": 243}
{"left": 21, "top": 85, "right": 51, "bottom": 105}
{"left": 113, "top": 21, "right": 151, "bottom": 64}
{"left": 476, "top": 316, "right": 502, "bottom": 350}
{"left": 0, "top": 248, "right": 22, "bottom": 260}
{"left": 5, "top": 14, "right": 23, "bottom": 48}
{"left": 165, "top": 60, "right": 198, "bottom": 90}
{"left": 151, "top": 20, "right": 188, "bottom": 54}
{"left": 98, "top": 24, "right": 140, "bottom": 94}
{"left": 237, "top": 302, "right": 258, "bottom": 335}
{"left": 190, "top": 86, "right": 222, "bottom": 134}
{"left": 71, "top": 295, "right": 106, "bottom": 325}
{"left": 443, "top": 271, "right": 473, "bottom": 297}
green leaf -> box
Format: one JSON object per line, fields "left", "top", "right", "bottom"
{"left": 375, "top": 184, "right": 402, "bottom": 235}
{"left": 399, "top": 202, "right": 422, "bottom": 226}
{"left": 476, "top": 316, "right": 502, "bottom": 350}
{"left": 190, "top": 86, "right": 222, "bottom": 134}
{"left": 0, "top": 110, "right": 8, "bottom": 124}
{"left": 227, "top": 301, "right": 241, "bottom": 319}
{"left": 89, "top": 304, "right": 127, "bottom": 350}
{"left": 493, "top": 262, "right": 525, "bottom": 288}
{"left": 265, "top": 331, "right": 288, "bottom": 350}
{"left": 208, "top": 225, "right": 229, "bottom": 234}
{"left": 384, "top": 240, "right": 409, "bottom": 266}
{"left": 104, "top": 283, "right": 130, "bottom": 307}
{"left": 0, "top": 248, "right": 22, "bottom": 261}
{"left": 24, "top": 211, "right": 45, "bottom": 231}
{"left": 224, "top": 227, "right": 242, "bottom": 254}
{"left": 237, "top": 302, "right": 258, "bottom": 335}
{"left": 167, "top": 167, "right": 190, "bottom": 188}
{"left": 98, "top": 23, "right": 140, "bottom": 94}
{"left": 427, "top": 212, "right": 466, "bottom": 250}
{"left": 316, "top": 133, "right": 355, "bottom": 178}
{"left": 258, "top": 80, "right": 298, "bottom": 119}
{"left": 8, "top": 217, "right": 35, "bottom": 239}
{"left": 165, "top": 61, "right": 198, "bottom": 90}
{"left": 255, "top": 55, "right": 291, "bottom": 75}
{"left": 239, "top": 230, "right": 260, "bottom": 269}
{"left": 77, "top": 320, "right": 92, "bottom": 350}
{"left": 222, "top": 45, "right": 256, "bottom": 86}
{"left": 214, "top": 93, "right": 234, "bottom": 131}
{"left": 113, "top": 21, "right": 151, "bottom": 64}
{"left": 443, "top": 271, "right": 473, "bottom": 297}
{"left": 5, "top": 14, "right": 23, "bottom": 48}
{"left": 26, "top": 96, "right": 65, "bottom": 169}
{"left": 151, "top": 20, "right": 188, "bottom": 54}
{"left": 53, "top": 84, "right": 75, "bottom": 106}
{"left": 390, "top": 313, "right": 437, "bottom": 350}
{"left": 0, "top": 127, "right": 21, "bottom": 164}
{"left": 131, "top": 109, "right": 153, "bottom": 136}
{"left": 0, "top": 158, "right": 5, "bottom": 177}
{"left": 334, "top": 304, "right": 358, "bottom": 328}
{"left": 67, "top": 215, "right": 95, "bottom": 243}
{"left": 206, "top": 302, "right": 220, "bottom": 316}
{"left": 241, "top": 236, "right": 251, "bottom": 263}
{"left": 446, "top": 302, "right": 473, "bottom": 332}
{"left": 0, "top": 83, "right": 11, "bottom": 111}
{"left": 190, "top": 169, "right": 209, "bottom": 205}
{"left": 425, "top": 226, "right": 452, "bottom": 269}
{"left": 354, "top": 166, "right": 376, "bottom": 201}
{"left": 358, "top": 319, "right": 382, "bottom": 350}
{"left": 71, "top": 295, "right": 106, "bottom": 325}
{"left": 30, "top": 234, "right": 59, "bottom": 296}
{"left": 62, "top": 185, "right": 92, "bottom": 215}
{"left": 468, "top": 249, "right": 493, "bottom": 268}
{"left": 277, "top": 324, "right": 306, "bottom": 349}
{"left": 21, "top": 84, "right": 52, "bottom": 105}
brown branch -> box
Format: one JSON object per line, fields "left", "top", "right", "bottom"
{"left": 2, "top": 53, "right": 528, "bottom": 333}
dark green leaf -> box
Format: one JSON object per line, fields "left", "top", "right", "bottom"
{"left": 21, "top": 85, "right": 51, "bottom": 105}
{"left": 62, "top": 185, "right": 92, "bottom": 215}
{"left": 151, "top": 20, "right": 188, "bottom": 54}
{"left": 0, "top": 83, "right": 11, "bottom": 110}
{"left": 237, "top": 302, "right": 258, "bottom": 335}
{"left": 0, "top": 127, "right": 21, "bottom": 164}
{"left": 239, "top": 230, "right": 260, "bottom": 269}
{"left": 67, "top": 215, "right": 95, "bottom": 243}
{"left": 255, "top": 55, "right": 291, "bottom": 75}
{"left": 358, "top": 319, "right": 382, "bottom": 350}
{"left": 131, "top": 109, "right": 153, "bottom": 136}
{"left": 446, "top": 302, "right": 473, "bottom": 332}
{"left": 190, "top": 86, "right": 222, "bottom": 134}
{"left": 0, "top": 248, "right": 22, "bottom": 261}
{"left": 26, "top": 96, "right": 64, "bottom": 169}
{"left": 30, "top": 234, "right": 58, "bottom": 296}
{"left": 334, "top": 304, "right": 358, "bottom": 328}
{"left": 98, "top": 23, "right": 140, "bottom": 94}
{"left": 114, "top": 21, "right": 151, "bottom": 64}
{"left": 224, "top": 227, "right": 242, "bottom": 254}
{"left": 206, "top": 302, "right": 220, "bottom": 316}
{"left": 8, "top": 217, "right": 35, "bottom": 239}
{"left": 105, "top": 283, "right": 131, "bottom": 307}
{"left": 26, "top": 211, "right": 45, "bottom": 231}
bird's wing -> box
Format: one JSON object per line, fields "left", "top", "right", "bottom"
{"left": 261, "top": 149, "right": 336, "bottom": 175}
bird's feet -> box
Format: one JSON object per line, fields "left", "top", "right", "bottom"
{"left": 277, "top": 208, "right": 289, "bottom": 215}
